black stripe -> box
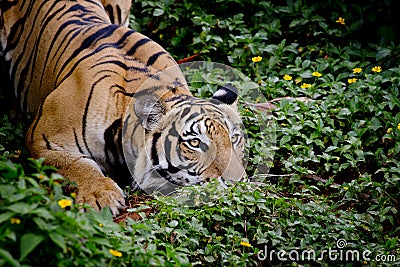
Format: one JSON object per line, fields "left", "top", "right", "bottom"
{"left": 164, "top": 124, "right": 176, "bottom": 164}
{"left": 189, "top": 121, "right": 199, "bottom": 136}
{"left": 4, "top": 0, "right": 31, "bottom": 54}
{"left": 155, "top": 167, "right": 179, "bottom": 185}
{"left": 122, "top": 114, "right": 131, "bottom": 134}
{"left": 116, "top": 5, "right": 122, "bottom": 25}
{"left": 111, "top": 84, "right": 135, "bottom": 97}
{"left": 180, "top": 107, "right": 191, "bottom": 118}
{"left": 123, "top": 116, "right": 142, "bottom": 159}
{"left": 31, "top": 4, "right": 67, "bottom": 92}
{"left": 96, "top": 68, "right": 141, "bottom": 83}
{"left": 56, "top": 24, "right": 119, "bottom": 84}
{"left": 165, "top": 94, "right": 193, "bottom": 104}
{"left": 151, "top": 132, "right": 162, "bottom": 166}
{"left": 40, "top": 18, "right": 97, "bottom": 87}
{"left": 92, "top": 60, "right": 148, "bottom": 73}
{"left": 146, "top": 51, "right": 167, "bottom": 66}
{"left": 167, "top": 122, "right": 190, "bottom": 163}
{"left": 131, "top": 85, "right": 178, "bottom": 99}
{"left": 104, "top": 4, "right": 114, "bottom": 24}
{"left": 29, "top": 100, "right": 45, "bottom": 141}
{"left": 188, "top": 171, "right": 197, "bottom": 176}
{"left": 104, "top": 118, "right": 122, "bottom": 166}
{"left": 186, "top": 112, "right": 201, "bottom": 123}
{"left": 73, "top": 128, "right": 84, "bottom": 154}
{"left": 82, "top": 75, "right": 110, "bottom": 158}
{"left": 12, "top": 1, "right": 57, "bottom": 99}
{"left": 55, "top": 28, "right": 135, "bottom": 84}
{"left": 127, "top": 37, "right": 151, "bottom": 56}
{"left": 167, "top": 161, "right": 181, "bottom": 174}
{"left": 53, "top": 24, "right": 91, "bottom": 69}
{"left": 152, "top": 130, "right": 185, "bottom": 185}
{"left": 42, "top": 134, "right": 52, "bottom": 150}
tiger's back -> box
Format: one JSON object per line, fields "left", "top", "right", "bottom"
{"left": 0, "top": 0, "right": 245, "bottom": 215}
{"left": 1, "top": 0, "right": 189, "bottom": 170}
{"left": 1, "top": 0, "right": 188, "bottom": 113}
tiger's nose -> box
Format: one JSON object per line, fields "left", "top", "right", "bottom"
{"left": 202, "top": 148, "right": 245, "bottom": 184}
{"left": 221, "top": 149, "right": 246, "bottom": 183}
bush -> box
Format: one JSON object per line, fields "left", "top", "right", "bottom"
{"left": 1, "top": 159, "right": 397, "bottom": 266}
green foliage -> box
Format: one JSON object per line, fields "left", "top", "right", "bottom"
{"left": 0, "top": 160, "right": 398, "bottom": 266}
{"left": 0, "top": 0, "right": 399, "bottom": 266}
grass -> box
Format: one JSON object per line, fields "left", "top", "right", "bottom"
{"left": 0, "top": 0, "right": 399, "bottom": 266}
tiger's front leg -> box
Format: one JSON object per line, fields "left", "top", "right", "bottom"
{"left": 25, "top": 84, "right": 127, "bottom": 216}
{"left": 31, "top": 150, "right": 126, "bottom": 215}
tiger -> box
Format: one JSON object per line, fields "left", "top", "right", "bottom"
{"left": 0, "top": 0, "right": 246, "bottom": 215}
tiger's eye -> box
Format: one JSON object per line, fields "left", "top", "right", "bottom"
{"left": 231, "top": 134, "right": 240, "bottom": 144}
{"left": 188, "top": 138, "right": 200, "bottom": 148}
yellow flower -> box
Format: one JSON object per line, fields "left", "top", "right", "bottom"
{"left": 240, "top": 241, "right": 252, "bottom": 247}
{"left": 13, "top": 150, "right": 21, "bottom": 159}
{"left": 70, "top": 192, "right": 77, "bottom": 198}
{"left": 371, "top": 66, "right": 382, "bottom": 73}
{"left": 397, "top": 123, "right": 400, "bottom": 130}
{"left": 58, "top": 199, "right": 72, "bottom": 209}
{"left": 352, "top": 68, "right": 362, "bottom": 74}
{"left": 336, "top": 17, "right": 345, "bottom": 25}
{"left": 343, "top": 186, "right": 349, "bottom": 191}
{"left": 98, "top": 223, "right": 103, "bottom": 227}
{"left": 252, "top": 56, "right": 262, "bottom": 63}
{"left": 283, "top": 74, "right": 292, "bottom": 81}
{"left": 10, "top": 218, "right": 21, "bottom": 224}
{"left": 348, "top": 78, "right": 357, "bottom": 84}
{"left": 301, "top": 83, "right": 311, "bottom": 89}
{"left": 109, "top": 249, "right": 122, "bottom": 257}
{"left": 312, "top": 71, "right": 322, "bottom": 77}
{"left": 387, "top": 128, "right": 393, "bottom": 134}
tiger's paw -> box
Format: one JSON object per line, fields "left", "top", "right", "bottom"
{"left": 76, "top": 177, "right": 126, "bottom": 216}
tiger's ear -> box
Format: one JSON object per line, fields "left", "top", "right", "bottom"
{"left": 134, "top": 94, "right": 166, "bottom": 131}
{"left": 211, "top": 83, "right": 238, "bottom": 106}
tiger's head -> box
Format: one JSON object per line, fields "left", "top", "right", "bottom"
{"left": 125, "top": 84, "right": 246, "bottom": 195}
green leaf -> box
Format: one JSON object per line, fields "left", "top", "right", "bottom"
{"left": 204, "top": 256, "right": 215, "bottom": 263}
{"left": 325, "top": 146, "right": 338, "bottom": 153}
{"left": 168, "top": 220, "right": 179, "bottom": 227}
{"left": 20, "top": 233, "right": 45, "bottom": 261}
{"left": 279, "top": 135, "right": 291, "bottom": 146}
{"left": 153, "top": 8, "right": 164, "bottom": 16}
{"left": 368, "top": 117, "right": 382, "bottom": 131}
{"left": 237, "top": 205, "right": 244, "bottom": 214}
{"left": 31, "top": 208, "right": 55, "bottom": 220}
{"left": 0, "top": 160, "right": 21, "bottom": 180}
{"left": 302, "top": 60, "right": 311, "bottom": 68}
{"left": 212, "top": 214, "right": 225, "bottom": 221}
{"left": 33, "top": 217, "right": 49, "bottom": 230}
{"left": 0, "top": 184, "right": 17, "bottom": 198}
{"left": 7, "top": 203, "right": 38, "bottom": 215}
{"left": 0, "top": 248, "right": 20, "bottom": 267}
{"left": 89, "top": 237, "right": 111, "bottom": 247}
{"left": 49, "top": 233, "right": 67, "bottom": 251}
{"left": 0, "top": 212, "right": 15, "bottom": 224}
{"left": 338, "top": 108, "right": 351, "bottom": 116}
{"left": 376, "top": 48, "right": 391, "bottom": 61}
